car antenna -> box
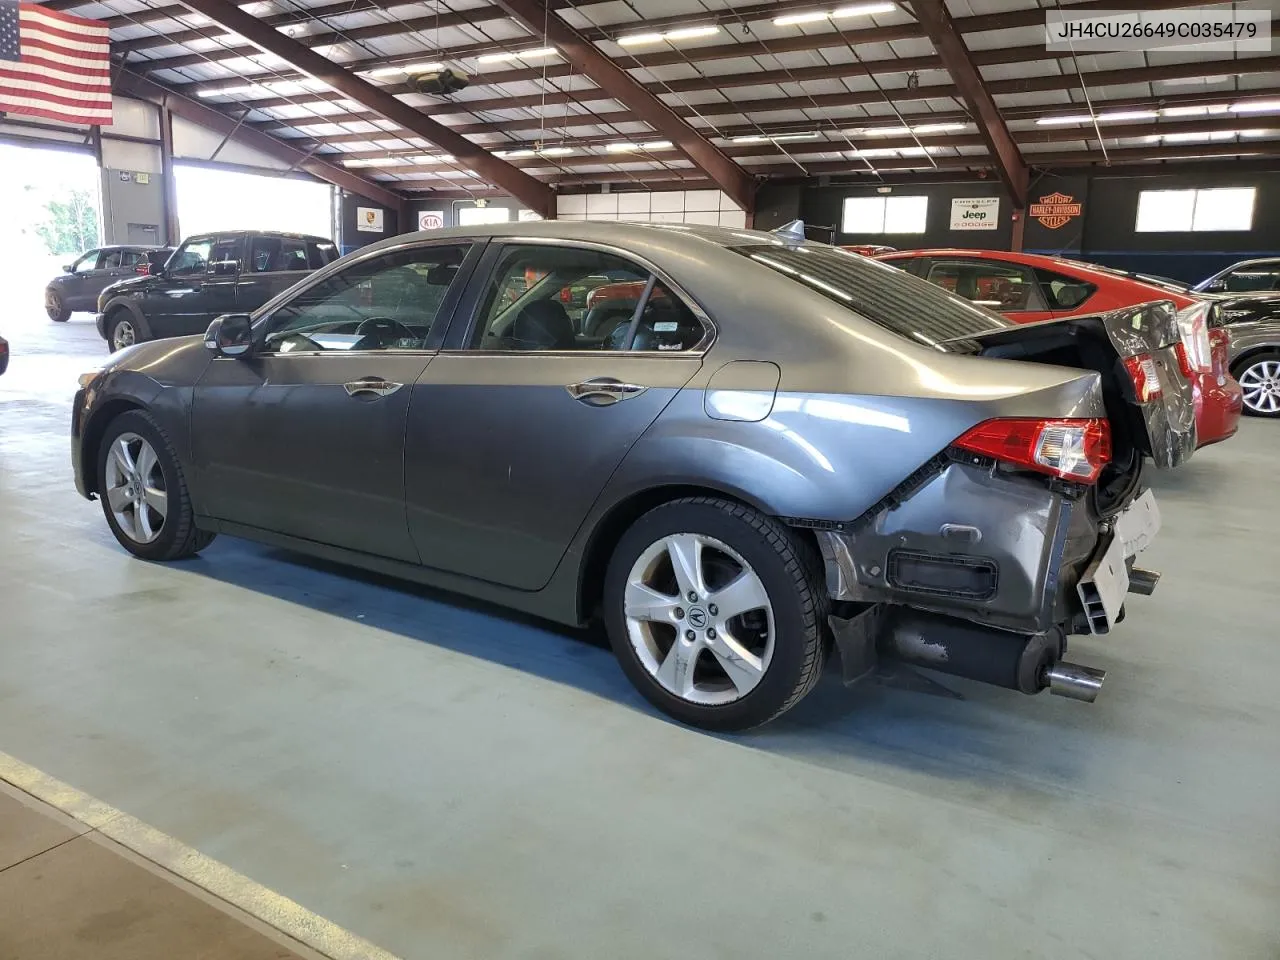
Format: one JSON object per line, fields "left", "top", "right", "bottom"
{"left": 771, "top": 219, "right": 807, "bottom": 243}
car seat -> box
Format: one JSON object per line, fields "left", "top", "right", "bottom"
{"left": 507, "top": 299, "right": 576, "bottom": 350}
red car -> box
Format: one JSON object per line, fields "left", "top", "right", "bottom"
{"left": 877, "top": 249, "right": 1243, "bottom": 447}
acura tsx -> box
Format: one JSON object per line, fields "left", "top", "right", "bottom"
{"left": 72, "top": 221, "right": 1194, "bottom": 730}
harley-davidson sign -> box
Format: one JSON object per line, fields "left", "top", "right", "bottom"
{"left": 1029, "top": 192, "right": 1083, "bottom": 230}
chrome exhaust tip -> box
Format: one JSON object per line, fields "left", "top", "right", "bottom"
{"left": 1045, "top": 662, "right": 1106, "bottom": 703}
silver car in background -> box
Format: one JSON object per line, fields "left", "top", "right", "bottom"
{"left": 72, "top": 221, "right": 1195, "bottom": 730}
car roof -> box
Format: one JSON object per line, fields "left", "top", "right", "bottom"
{"left": 182, "top": 230, "right": 335, "bottom": 243}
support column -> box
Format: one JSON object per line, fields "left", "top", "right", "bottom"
{"left": 159, "top": 104, "right": 181, "bottom": 245}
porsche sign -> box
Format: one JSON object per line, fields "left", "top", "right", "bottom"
{"left": 1028, "top": 192, "right": 1083, "bottom": 230}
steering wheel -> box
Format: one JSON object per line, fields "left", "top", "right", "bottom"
{"left": 354, "top": 316, "right": 418, "bottom": 348}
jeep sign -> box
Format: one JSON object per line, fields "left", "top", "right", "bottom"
{"left": 950, "top": 197, "right": 1000, "bottom": 231}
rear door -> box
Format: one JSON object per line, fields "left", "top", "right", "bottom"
{"left": 923, "top": 258, "right": 1055, "bottom": 324}
{"left": 237, "top": 235, "right": 318, "bottom": 310}
{"left": 404, "top": 239, "right": 709, "bottom": 589}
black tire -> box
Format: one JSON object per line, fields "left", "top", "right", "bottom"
{"left": 1233, "top": 351, "right": 1280, "bottom": 418}
{"left": 603, "top": 496, "right": 827, "bottom": 731}
{"left": 97, "top": 409, "right": 215, "bottom": 561}
{"left": 46, "top": 293, "right": 70, "bottom": 323}
{"left": 107, "top": 310, "right": 144, "bottom": 352}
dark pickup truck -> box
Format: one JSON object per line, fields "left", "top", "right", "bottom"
{"left": 97, "top": 230, "right": 338, "bottom": 351}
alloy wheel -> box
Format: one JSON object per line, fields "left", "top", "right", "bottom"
{"left": 104, "top": 432, "right": 167, "bottom": 544}
{"left": 624, "top": 533, "right": 775, "bottom": 706}
{"left": 1239, "top": 359, "right": 1280, "bottom": 415}
{"left": 112, "top": 319, "right": 136, "bottom": 351}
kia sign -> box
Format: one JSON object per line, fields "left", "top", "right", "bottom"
{"left": 950, "top": 197, "right": 1000, "bottom": 231}
{"left": 418, "top": 211, "right": 444, "bottom": 230}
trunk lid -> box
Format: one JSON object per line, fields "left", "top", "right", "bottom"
{"left": 940, "top": 300, "right": 1197, "bottom": 469}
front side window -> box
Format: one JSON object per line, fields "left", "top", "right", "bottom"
{"left": 1034, "top": 267, "right": 1097, "bottom": 311}
{"left": 168, "top": 238, "right": 214, "bottom": 277}
{"left": 208, "top": 237, "right": 243, "bottom": 276}
{"left": 924, "top": 260, "right": 1045, "bottom": 313}
{"left": 259, "top": 243, "right": 472, "bottom": 354}
{"left": 469, "top": 244, "right": 706, "bottom": 353}
{"left": 73, "top": 252, "right": 100, "bottom": 273}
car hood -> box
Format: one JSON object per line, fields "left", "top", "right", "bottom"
{"left": 102, "top": 275, "right": 156, "bottom": 296}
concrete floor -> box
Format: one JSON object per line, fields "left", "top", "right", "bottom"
{"left": 1, "top": 307, "right": 1278, "bottom": 960}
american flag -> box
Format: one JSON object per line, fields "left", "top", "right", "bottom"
{"left": 0, "top": 0, "right": 112, "bottom": 126}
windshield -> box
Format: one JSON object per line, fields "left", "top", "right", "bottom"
{"left": 729, "top": 244, "right": 1010, "bottom": 346}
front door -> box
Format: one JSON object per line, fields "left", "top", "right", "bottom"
{"left": 405, "top": 240, "right": 710, "bottom": 590}
{"left": 190, "top": 240, "right": 480, "bottom": 562}
{"left": 148, "top": 235, "right": 217, "bottom": 338}
{"left": 63, "top": 249, "right": 103, "bottom": 310}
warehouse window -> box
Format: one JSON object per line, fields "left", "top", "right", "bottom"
{"left": 842, "top": 195, "right": 928, "bottom": 234}
{"left": 1135, "top": 187, "right": 1256, "bottom": 232}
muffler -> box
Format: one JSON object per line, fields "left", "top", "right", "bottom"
{"left": 829, "top": 606, "right": 1107, "bottom": 702}
{"left": 1044, "top": 662, "right": 1106, "bottom": 703}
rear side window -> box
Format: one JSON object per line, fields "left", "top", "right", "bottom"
{"left": 924, "top": 260, "right": 1046, "bottom": 312}
{"left": 730, "top": 244, "right": 1009, "bottom": 345}
{"left": 308, "top": 241, "right": 338, "bottom": 269}
{"left": 101, "top": 250, "right": 123, "bottom": 269}
{"left": 1034, "top": 267, "right": 1097, "bottom": 311}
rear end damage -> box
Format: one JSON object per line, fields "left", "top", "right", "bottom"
{"left": 817, "top": 301, "right": 1192, "bottom": 704}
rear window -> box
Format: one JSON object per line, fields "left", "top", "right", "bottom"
{"left": 730, "top": 244, "right": 1010, "bottom": 346}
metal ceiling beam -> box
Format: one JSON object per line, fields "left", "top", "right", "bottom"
{"left": 491, "top": 0, "right": 755, "bottom": 211}
{"left": 112, "top": 69, "right": 404, "bottom": 208}
{"left": 164, "top": 0, "right": 556, "bottom": 216}
{"left": 910, "top": 0, "right": 1026, "bottom": 207}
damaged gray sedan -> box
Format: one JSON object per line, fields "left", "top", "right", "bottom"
{"left": 72, "top": 221, "right": 1194, "bottom": 730}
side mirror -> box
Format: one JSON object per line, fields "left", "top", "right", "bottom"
{"left": 204, "top": 313, "right": 253, "bottom": 358}
{"left": 1206, "top": 278, "right": 1227, "bottom": 292}
{"left": 62, "top": 264, "right": 73, "bottom": 273}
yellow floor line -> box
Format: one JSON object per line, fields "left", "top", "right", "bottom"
{"left": 0, "top": 749, "right": 404, "bottom": 960}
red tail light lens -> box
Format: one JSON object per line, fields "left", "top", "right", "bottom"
{"left": 955, "top": 418, "right": 1112, "bottom": 484}
{"left": 1209, "top": 328, "right": 1230, "bottom": 383}
{"left": 1124, "top": 354, "right": 1164, "bottom": 402}
{"left": 1175, "top": 302, "right": 1212, "bottom": 375}
{"left": 135, "top": 263, "right": 150, "bottom": 275}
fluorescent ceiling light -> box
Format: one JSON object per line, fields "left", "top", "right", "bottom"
{"left": 360, "top": 61, "right": 443, "bottom": 78}
{"left": 1035, "top": 114, "right": 1094, "bottom": 125}
{"left": 911, "top": 122, "right": 966, "bottom": 134}
{"left": 605, "top": 140, "right": 674, "bottom": 152}
{"left": 539, "top": 146, "right": 575, "bottom": 156}
{"left": 1160, "top": 104, "right": 1229, "bottom": 117}
{"left": 773, "top": 12, "right": 829, "bottom": 25}
{"left": 343, "top": 157, "right": 404, "bottom": 167}
{"left": 477, "top": 47, "right": 557, "bottom": 64}
{"left": 731, "top": 131, "right": 820, "bottom": 144}
{"left": 849, "top": 146, "right": 938, "bottom": 157}
{"left": 196, "top": 83, "right": 261, "bottom": 97}
{"left": 1230, "top": 99, "right": 1280, "bottom": 114}
{"left": 857, "top": 121, "right": 966, "bottom": 136}
{"left": 618, "top": 25, "right": 719, "bottom": 46}
{"left": 1097, "top": 110, "right": 1158, "bottom": 121}
{"left": 774, "top": 2, "right": 893, "bottom": 25}
{"left": 493, "top": 148, "right": 535, "bottom": 158}
{"left": 492, "top": 146, "right": 574, "bottom": 157}
{"left": 1148, "top": 131, "right": 1238, "bottom": 143}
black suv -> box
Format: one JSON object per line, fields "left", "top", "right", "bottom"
{"left": 46, "top": 245, "right": 171, "bottom": 323}
{"left": 97, "top": 230, "right": 338, "bottom": 351}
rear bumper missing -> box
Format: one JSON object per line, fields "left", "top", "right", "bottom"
{"left": 814, "top": 462, "right": 1102, "bottom": 636}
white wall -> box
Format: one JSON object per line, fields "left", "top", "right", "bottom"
{"left": 556, "top": 189, "right": 747, "bottom": 228}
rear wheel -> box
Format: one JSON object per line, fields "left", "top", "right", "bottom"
{"left": 108, "top": 311, "right": 142, "bottom": 352}
{"left": 46, "top": 292, "right": 70, "bottom": 322}
{"left": 603, "top": 497, "right": 826, "bottom": 731}
{"left": 97, "top": 409, "right": 215, "bottom": 561}
{"left": 1234, "top": 352, "right": 1280, "bottom": 418}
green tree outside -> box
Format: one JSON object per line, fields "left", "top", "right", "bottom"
{"left": 33, "top": 189, "right": 100, "bottom": 255}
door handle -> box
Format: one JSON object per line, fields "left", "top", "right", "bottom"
{"left": 344, "top": 376, "right": 404, "bottom": 398}
{"left": 566, "top": 377, "right": 649, "bottom": 406}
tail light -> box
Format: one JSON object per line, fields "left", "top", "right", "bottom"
{"left": 1124, "top": 354, "right": 1164, "bottom": 402}
{"left": 134, "top": 262, "right": 151, "bottom": 275}
{"left": 1174, "top": 302, "right": 1213, "bottom": 377}
{"left": 954, "top": 418, "right": 1112, "bottom": 484}
{"left": 1209, "top": 328, "right": 1230, "bottom": 384}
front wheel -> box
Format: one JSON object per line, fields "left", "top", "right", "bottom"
{"left": 107, "top": 311, "right": 143, "bottom": 352}
{"left": 603, "top": 497, "right": 826, "bottom": 731}
{"left": 1235, "top": 352, "right": 1280, "bottom": 418}
{"left": 97, "top": 409, "right": 215, "bottom": 561}
{"left": 46, "top": 292, "right": 70, "bottom": 322}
